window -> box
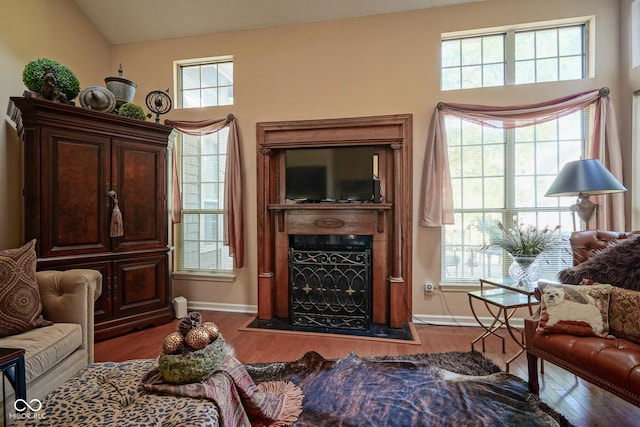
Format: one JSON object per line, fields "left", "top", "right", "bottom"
{"left": 441, "top": 34, "right": 505, "bottom": 90}
{"left": 514, "top": 26, "right": 585, "bottom": 84}
{"left": 440, "top": 20, "right": 590, "bottom": 283}
{"left": 441, "top": 112, "right": 585, "bottom": 282}
{"left": 178, "top": 58, "right": 233, "bottom": 108}
{"left": 178, "top": 129, "right": 234, "bottom": 272}
{"left": 441, "top": 23, "right": 586, "bottom": 90}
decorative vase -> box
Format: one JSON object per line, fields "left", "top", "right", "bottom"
{"left": 508, "top": 254, "right": 541, "bottom": 284}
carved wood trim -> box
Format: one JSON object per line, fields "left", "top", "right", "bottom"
{"left": 256, "top": 114, "right": 413, "bottom": 327}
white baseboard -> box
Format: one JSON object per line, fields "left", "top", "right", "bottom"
{"left": 186, "top": 300, "right": 257, "bottom": 314}
{"left": 183, "top": 304, "right": 527, "bottom": 330}
{"left": 412, "top": 313, "right": 526, "bottom": 329}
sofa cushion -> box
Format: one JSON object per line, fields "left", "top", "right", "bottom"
{"left": 0, "top": 323, "right": 82, "bottom": 382}
{"left": 558, "top": 234, "right": 640, "bottom": 291}
{"left": 537, "top": 282, "right": 613, "bottom": 337}
{"left": 0, "top": 239, "right": 52, "bottom": 337}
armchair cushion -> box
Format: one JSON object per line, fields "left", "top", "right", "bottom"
{"left": 536, "top": 282, "right": 613, "bottom": 338}
{"left": 0, "top": 239, "right": 51, "bottom": 337}
{"left": 0, "top": 323, "right": 82, "bottom": 382}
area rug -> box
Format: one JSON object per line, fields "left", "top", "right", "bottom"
{"left": 246, "top": 351, "right": 574, "bottom": 427}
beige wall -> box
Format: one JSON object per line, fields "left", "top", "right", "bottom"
{"left": 0, "top": 0, "right": 112, "bottom": 248}
{"left": 0, "top": 0, "right": 626, "bottom": 324}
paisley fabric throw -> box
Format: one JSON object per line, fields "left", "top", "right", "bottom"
{"left": 143, "top": 354, "right": 303, "bottom": 427}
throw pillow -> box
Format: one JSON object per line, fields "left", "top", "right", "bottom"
{"left": 607, "top": 286, "right": 640, "bottom": 344}
{"left": 558, "top": 234, "right": 640, "bottom": 291}
{"left": 0, "top": 240, "right": 52, "bottom": 338}
{"left": 536, "top": 282, "right": 613, "bottom": 337}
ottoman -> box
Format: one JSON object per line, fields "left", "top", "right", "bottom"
{"left": 11, "top": 357, "right": 302, "bottom": 427}
{"left": 12, "top": 359, "right": 220, "bottom": 426}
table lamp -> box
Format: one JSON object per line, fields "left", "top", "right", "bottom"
{"left": 545, "top": 159, "right": 626, "bottom": 229}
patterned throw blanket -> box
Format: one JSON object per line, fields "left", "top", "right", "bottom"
{"left": 142, "top": 354, "right": 303, "bottom": 427}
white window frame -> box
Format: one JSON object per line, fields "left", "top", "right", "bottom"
{"left": 439, "top": 18, "right": 594, "bottom": 288}
{"left": 441, "top": 113, "right": 586, "bottom": 287}
{"left": 175, "top": 129, "right": 234, "bottom": 275}
{"left": 174, "top": 55, "right": 234, "bottom": 109}
{"left": 171, "top": 56, "right": 236, "bottom": 277}
{"left": 441, "top": 17, "right": 593, "bottom": 91}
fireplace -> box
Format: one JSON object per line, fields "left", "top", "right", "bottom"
{"left": 289, "top": 235, "right": 372, "bottom": 331}
{"left": 256, "top": 114, "right": 413, "bottom": 330}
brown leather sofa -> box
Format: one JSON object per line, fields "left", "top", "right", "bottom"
{"left": 525, "top": 230, "right": 640, "bottom": 406}
{"left": 568, "top": 229, "right": 640, "bottom": 266}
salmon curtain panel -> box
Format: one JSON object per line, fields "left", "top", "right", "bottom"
{"left": 420, "top": 87, "right": 625, "bottom": 231}
{"left": 166, "top": 115, "right": 245, "bottom": 268}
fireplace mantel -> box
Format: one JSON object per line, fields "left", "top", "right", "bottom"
{"left": 256, "top": 114, "right": 413, "bottom": 328}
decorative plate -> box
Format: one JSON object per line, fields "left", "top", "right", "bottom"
{"left": 78, "top": 86, "right": 117, "bottom": 113}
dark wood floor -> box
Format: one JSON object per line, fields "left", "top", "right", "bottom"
{"left": 95, "top": 311, "right": 640, "bottom": 427}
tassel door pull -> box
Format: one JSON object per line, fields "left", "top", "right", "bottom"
{"left": 108, "top": 190, "right": 124, "bottom": 237}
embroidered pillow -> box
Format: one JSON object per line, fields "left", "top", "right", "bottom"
{"left": 0, "top": 240, "right": 52, "bottom": 337}
{"left": 578, "top": 278, "right": 640, "bottom": 343}
{"left": 605, "top": 286, "right": 640, "bottom": 344}
{"left": 537, "top": 282, "right": 613, "bottom": 338}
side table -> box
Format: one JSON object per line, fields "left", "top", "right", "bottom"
{"left": 0, "top": 348, "right": 26, "bottom": 427}
{"left": 468, "top": 278, "right": 540, "bottom": 372}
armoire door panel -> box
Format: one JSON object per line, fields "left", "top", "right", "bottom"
{"left": 113, "top": 255, "right": 168, "bottom": 317}
{"left": 111, "top": 140, "right": 166, "bottom": 252}
{"left": 40, "top": 129, "right": 110, "bottom": 257}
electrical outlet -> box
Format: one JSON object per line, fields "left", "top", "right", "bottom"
{"left": 425, "top": 282, "right": 434, "bottom": 292}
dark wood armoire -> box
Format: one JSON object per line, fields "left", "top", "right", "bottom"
{"left": 8, "top": 96, "right": 174, "bottom": 340}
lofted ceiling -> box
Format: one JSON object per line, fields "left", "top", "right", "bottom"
{"left": 73, "top": 0, "right": 484, "bottom": 45}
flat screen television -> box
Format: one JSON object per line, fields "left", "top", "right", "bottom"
{"left": 285, "top": 147, "right": 375, "bottom": 202}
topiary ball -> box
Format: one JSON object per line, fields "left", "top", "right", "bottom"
{"left": 159, "top": 334, "right": 227, "bottom": 384}
{"left": 117, "top": 102, "right": 147, "bottom": 120}
{"left": 22, "top": 58, "right": 80, "bottom": 101}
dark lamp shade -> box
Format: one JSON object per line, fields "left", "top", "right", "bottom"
{"left": 545, "top": 159, "right": 627, "bottom": 197}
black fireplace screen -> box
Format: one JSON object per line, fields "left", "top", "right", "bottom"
{"left": 289, "top": 237, "right": 371, "bottom": 331}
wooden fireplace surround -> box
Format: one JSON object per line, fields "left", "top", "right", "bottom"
{"left": 256, "top": 114, "right": 413, "bottom": 328}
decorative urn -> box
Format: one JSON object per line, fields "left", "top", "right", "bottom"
{"left": 105, "top": 64, "right": 137, "bottom": 108}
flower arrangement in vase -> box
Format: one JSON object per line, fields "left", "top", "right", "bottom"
{"left": 481, "top": 216, "right": 564, "bottom": 284}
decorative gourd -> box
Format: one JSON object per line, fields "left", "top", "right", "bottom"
{"left": 162, "top": 331, "right": 184, "bottom": 354}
